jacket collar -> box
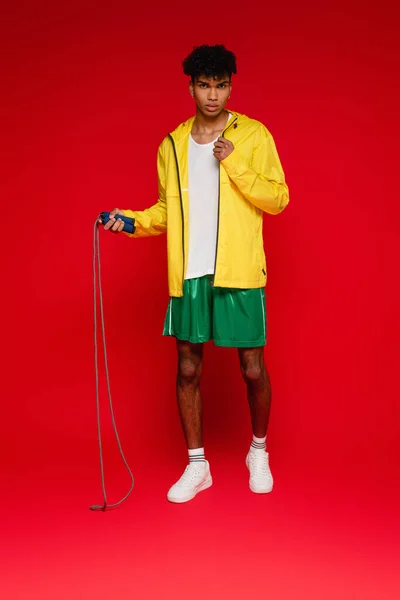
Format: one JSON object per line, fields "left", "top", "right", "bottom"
{"left": 169, "top": 110, "right": 241, "bottom": 143}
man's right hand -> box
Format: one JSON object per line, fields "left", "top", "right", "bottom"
{"left": 98, "top": 208, "right": 125, "bottom": 233}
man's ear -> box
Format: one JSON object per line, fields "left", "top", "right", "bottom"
{"left": 189, "top": 81, "right": 194, "bottom": 98}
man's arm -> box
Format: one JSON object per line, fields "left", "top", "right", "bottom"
{"left": 215, "top": 124, "right": 289, "bottom": 215}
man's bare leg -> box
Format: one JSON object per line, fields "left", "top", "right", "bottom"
{"left": 238, "top": 347, "right": 273, "bottom": 494}
{"left": 167, "top": 340, "right": 212, "bottom": 503}
{"left": 176, "top": 339, "right": 204, "bottom": 449}
{"left": 238, "top": 347, "right": 271, "bottom": 437}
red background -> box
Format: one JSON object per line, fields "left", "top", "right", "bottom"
{"left": 1, "top": 1, "right": 399, "bottom": 598}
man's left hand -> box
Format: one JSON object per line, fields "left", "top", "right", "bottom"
{"left": 213, "top": 137, "right": 234, "bottom": 161}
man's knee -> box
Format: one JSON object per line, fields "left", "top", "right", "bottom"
{"left": 178, "top": 358, "right": 202, "bottom": 386}
{"left": 241, "top": 363, "right": 263, "bottom": 384}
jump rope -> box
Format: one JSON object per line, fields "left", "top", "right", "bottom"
{"left": 90, "top": 212, "right": 136, "bottom": 511}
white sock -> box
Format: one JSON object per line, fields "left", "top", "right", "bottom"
{"left": 250, "top": 435, "right": 267, "bottom": 452}
{"left": 188, "top": 447, "right": 206, "bottom": 465}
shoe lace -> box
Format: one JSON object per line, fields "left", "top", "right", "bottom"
{"left": 178, "top": 463, "right": 204, "bottom": 486}
{"left": 250, "top": 452, "right": 269, "bottom": 476}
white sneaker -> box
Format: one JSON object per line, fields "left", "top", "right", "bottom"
{"left": 246, "top": 450, "right": 274, "bottom": 494}
{"left": 167, "top": 460, "right": 213, "bottom": 503}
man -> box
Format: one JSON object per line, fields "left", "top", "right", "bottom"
{"left": 100, "top": 44, "right": 289, "bottom": 503}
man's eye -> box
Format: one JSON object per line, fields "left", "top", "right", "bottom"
{"left": 200, "top": 84, "right": 207, "bottom": 88}
{"left": 218, "top": 84, "right": 226, "bottom": 89}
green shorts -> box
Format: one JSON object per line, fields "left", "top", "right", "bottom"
{"left": 162, "top": 275, "right": 267, "bottom": 347}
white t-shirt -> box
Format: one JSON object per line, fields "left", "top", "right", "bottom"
{"left": 186, "top": 114, "right": 232, "bottom": 280}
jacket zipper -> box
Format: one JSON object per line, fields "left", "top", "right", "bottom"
{"left": 168, "top": 134, "right": 185, "bottom": 287}
{"left": 213, "top": 114, "right": 238, "bottom": 285}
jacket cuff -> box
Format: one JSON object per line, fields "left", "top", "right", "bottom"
{"left": 221, "top": 148, "right": 249, "bottom": 178}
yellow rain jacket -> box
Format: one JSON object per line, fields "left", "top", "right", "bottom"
{"left": 123, "top": 110, "right": 289, "bottom": 297}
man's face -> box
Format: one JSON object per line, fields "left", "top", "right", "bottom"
{"left": 190, "top": 74, "right": 232, "bottom": 118}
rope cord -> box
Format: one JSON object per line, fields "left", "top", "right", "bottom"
{"left": 90, "top": 219, "right": 134, "bottom": 511}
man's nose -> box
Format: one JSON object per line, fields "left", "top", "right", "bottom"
{"left": 208, "top": 88, "right": 218, "bottom": 100}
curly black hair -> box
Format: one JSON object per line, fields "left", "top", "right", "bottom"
{"left": 182, "top": 44, "right": 237, "bottom": 81}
